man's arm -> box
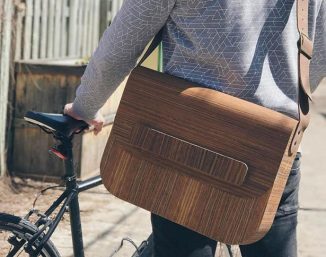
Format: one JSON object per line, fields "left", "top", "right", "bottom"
{"left": 71, "top": 0, "right": 176, "bottom": 122}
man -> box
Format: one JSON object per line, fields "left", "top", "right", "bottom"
{"left": 65, "top": 0, "right": 326, "bottom": 256}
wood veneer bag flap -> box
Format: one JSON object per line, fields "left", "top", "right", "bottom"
{"left": 100, "top": 66, "right": 299, "bottom": 244}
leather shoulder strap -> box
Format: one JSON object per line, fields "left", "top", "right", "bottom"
{"left": 297, "top": 0, "right": 313, "bottom": 99}
{"left": 290, "top": 0, "right": 313, "bottom": 155}
{"left": 138, "top": 29, "right": 164, "bottom": 66}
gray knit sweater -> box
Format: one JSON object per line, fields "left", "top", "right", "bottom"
{"left": 73, "top": 0, "right": 326, "bottom": 121}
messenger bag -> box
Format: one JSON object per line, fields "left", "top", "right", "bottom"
{"left": 100, "top": 0, "right": 313, "bottom": 244}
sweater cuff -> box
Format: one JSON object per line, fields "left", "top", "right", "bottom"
{"left": 72, "top": 97, "right": 97, "bottom": 122}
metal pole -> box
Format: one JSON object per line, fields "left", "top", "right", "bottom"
{"left": 69, "top": 193, "right": 85, "bottom": 257}
{"left": 64, "top": 143, "right": 85, "bottom": 257}
{"left": 0, "top": 0, "right": 13, "bottom": 176}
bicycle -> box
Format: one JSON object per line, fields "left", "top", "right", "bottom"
{"left": 0, "top": 111, "right": 237, "bottom": 257}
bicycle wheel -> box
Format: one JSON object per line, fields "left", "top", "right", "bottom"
{"left": 0, "top": 213, "right": 61, "bottom": 257}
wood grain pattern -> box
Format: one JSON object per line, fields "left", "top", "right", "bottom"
{"left": 132, "top": 126, "right": 248, "bottom": 186}
{"left": 101, "top": 66, "right": 299, "bottom": 244}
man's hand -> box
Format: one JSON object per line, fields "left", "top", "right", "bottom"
{"left": 64, "top": 103, "right": 105, "bottom": 135}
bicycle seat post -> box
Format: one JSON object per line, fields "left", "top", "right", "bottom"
{"left": 60, "top": 135, "right": 85, "bottom": 257}
{"left": 60, "top": 136, "right": 75, "bottom": 181}
{"left": 24, "top": 111, "right": 88, "bottom": 257}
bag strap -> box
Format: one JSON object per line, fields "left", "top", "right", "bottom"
{"left": 138, "top": 1, "right": 313, "bottom": 155}
{"left": 138, "top": 29, "right": 164, "bottom": 66}
{"left": 289, "top": 0, "right": 313, "bottom": 155}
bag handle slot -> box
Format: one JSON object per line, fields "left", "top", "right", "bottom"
{"left": 132, "top": 125, "right": 248, "bottom": 186}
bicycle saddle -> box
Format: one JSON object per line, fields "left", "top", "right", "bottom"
{"left": 24, "top": 111, "right": 88, "bottom": 137}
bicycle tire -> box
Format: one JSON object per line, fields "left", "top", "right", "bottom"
{"left": 0, "top": 213, "right": 61, "bottom": 257}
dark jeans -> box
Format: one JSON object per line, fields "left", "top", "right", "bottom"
{"left": 151, "top": 153, "right": 301, "bottom": 257}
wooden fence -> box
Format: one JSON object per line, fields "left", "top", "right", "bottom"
{"left": 15, "top": 0, "right": 124, "bottom": 61}
{"left": 0, "top": 0, "right": 124, "bottom": 176}
{"left": 0, "top": 0, "right": 13, "bottom": 175}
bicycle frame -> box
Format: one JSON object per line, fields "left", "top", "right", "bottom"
{"left": 24, "top": 133, "right": 103, "bottom": 257}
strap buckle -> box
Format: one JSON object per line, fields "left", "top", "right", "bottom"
{"left": 299, "top": 33, "right": 313, "bottom": 59}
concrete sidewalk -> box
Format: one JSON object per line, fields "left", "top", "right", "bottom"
{"left": 50, "top": 81, "right": 326, "bottom": 257}
{"left": 298, "top": 80, "right": 326, "bottom": 257}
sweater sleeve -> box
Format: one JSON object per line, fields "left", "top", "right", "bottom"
{"left": 72, "top": 0, "right": 176, "bottom": 121}
{"left": 310, "top": 0, "right": 326, "bottom": 92}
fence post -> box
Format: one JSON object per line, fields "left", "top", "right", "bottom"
{"left": 0, "top": 0, "right": 13, "bottom": 176}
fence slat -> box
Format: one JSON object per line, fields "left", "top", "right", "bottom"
{"left": 68, "top": 0, "right": 78, "bottom": 57}
{"left": 53, "top": 0, "right": 62, "bottom": 58}
{"left": 76, "top": 0, "right": 84, "bottom": 57}
{"left": 0, "top": 0, "right": 3, "bottom": 41}
{"left": 82, "top": 0, "right": 89, "bottom": 57}
{"left": 32, "top": 0, "right": 41, "bottom": 59}
{"left": 99, "top": 0, "right": 109, "bottom": 36}
{"left": 15, "top": 1, "right": 25, "bottom": 60}
{"left": 40, "top": 0, "right": 48, "bottom": 59}
{"left": 93, "top": 0, "right": 101, "bottom": 50}
{"left": 85, "top": 0, "right": 90, "bottom": 56}
{"left": 16, "top": 0, "right": 121, "bottom": 61}
{"left": 111, "top": 0, "right": 119, "bottom": 21}
{"left": 23, "top": 0, "right": 33, "bottom": 60}
{"left": 87, "top": 0, "right": 94, "bottom": 55}
{"left": 60, "top": 0, "right": 68, "bottom": 57}
{"left": 47, "top": 0, "right": 55, "bottom": 58}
